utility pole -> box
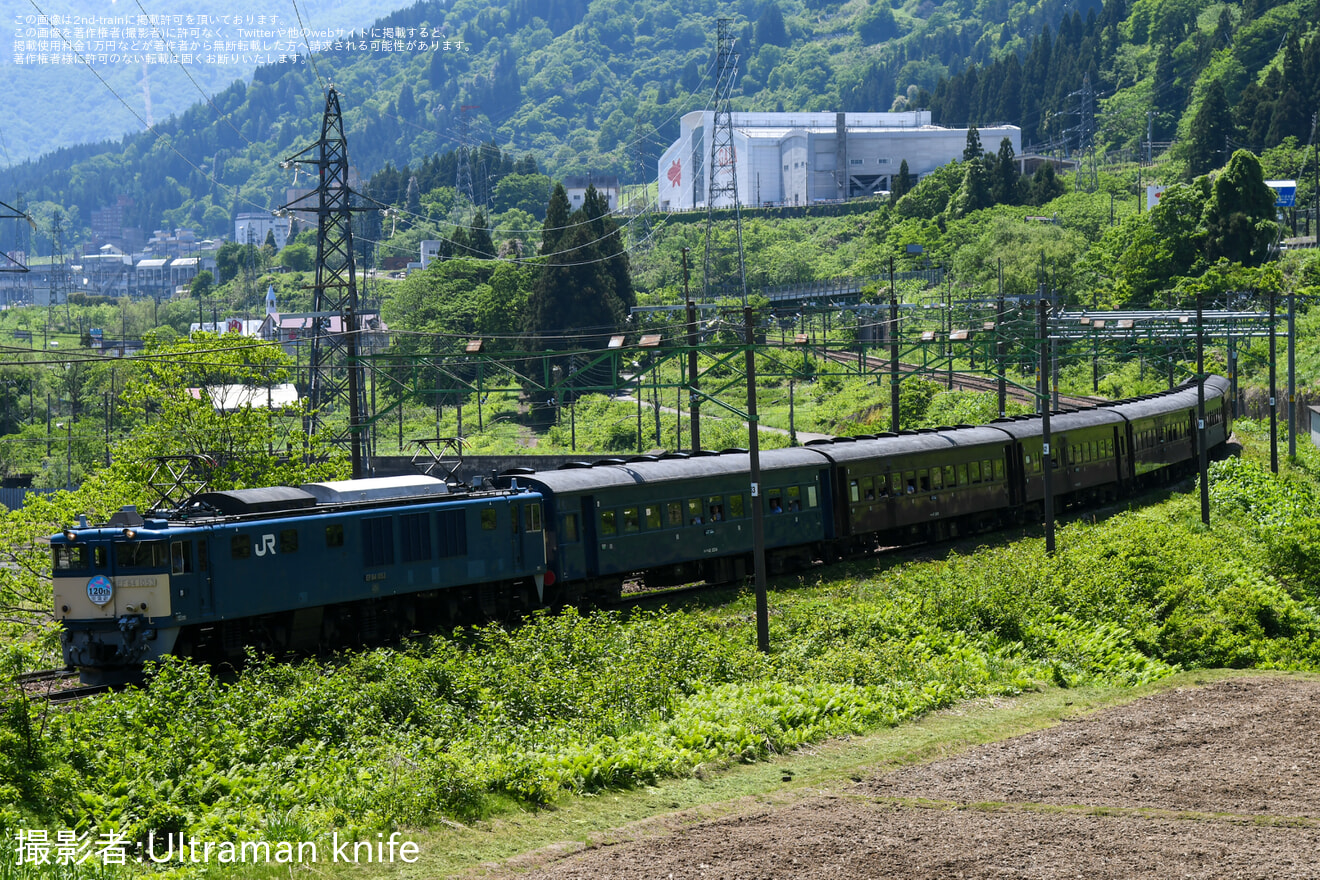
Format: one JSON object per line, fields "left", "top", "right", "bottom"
{"left": 1197, "top": 293, "right": 1209, "bottom": 524}
{"left": 683, "top": 248, "right": 700, "bottom": 452}
{"left": 746, "top": 306, "right": 769, "bottom": 654}
{"left": 889, "top": 257, "right": 900, "bottom": 433}
{"left": 1269, "top": 286, "right": 1278, "bottom": 473}
{"left": 1040, "top": 295, "right": 1055, "bottom": 554}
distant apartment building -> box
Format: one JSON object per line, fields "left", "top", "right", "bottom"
{"left": 235, "top": 213, "right": 292, "bottom": 249}
{"left": 658, "top": 110, "right": 1021, "bottom": 210}
{"left": 145, "top": 227, "right": 201, "bottom": 258}
{"left": 89, "top": 195, "right": 145, "bottom": 253}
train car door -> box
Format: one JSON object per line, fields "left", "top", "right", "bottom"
{"left": 168, "top": 537, "right": 205, "bottom": 620}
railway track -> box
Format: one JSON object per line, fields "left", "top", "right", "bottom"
{"left": 820, "top": 350, "right": 1106, "bottom": 410}
{"left": 15, "top": 668, "right": 113, "bottom": 704}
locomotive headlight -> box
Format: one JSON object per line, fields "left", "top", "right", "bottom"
{"left": 62, "top": 529, "right": 77, "bottom": 541}
{"left": 122, "top": 528, "right": 136, "bottom": 539}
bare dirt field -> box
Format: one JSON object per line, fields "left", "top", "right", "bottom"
{"left": 509, "top": 676, "right": 1320, "bottom": 879}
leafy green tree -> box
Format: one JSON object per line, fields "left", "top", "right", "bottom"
{"left": 963, "top": 124, "right": 983, "bottom": 162}
{"left": 1186, "top": 79, "right": 1233, "bottom": 177}
{"left": 117, "top": 334, "right": 343, "bottom": 488}
{"left": 856, "top": 2, "right": 900, "bottom": 44}
{"left": 1202, "top": 149, "right": 1278, "bottom": 267}
{"left": 277, "top": 243, "right": 314, "bottom": 272}
{"left": 1027, "top": 162, "right": 1067, "bottom": 205}
{"left": 189, "top": 269, "right": 213, "bottom": 300}
{"left": 493, "top": 173, "right": 553, "bottom": 218}
{"left": 993, "top": 138, "right": 1020, "bottom": 205}
{"left": 891, "top": 159, "right": 913, "bottom": 202}
{"left": 469, "top": 211, "right": 496, "bottom": 259}
{"left": 541, "top": 183, "right": 572, "bottom": 256}
{"left": 949, "top": 161, "right": 994, "bottom": 217}
{"left": 755, "top": 0, "right": 789, "bottom": 47}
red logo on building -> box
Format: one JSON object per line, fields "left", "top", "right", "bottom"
{"left": 667, "top": 160, "right": 682, "bottom": 187}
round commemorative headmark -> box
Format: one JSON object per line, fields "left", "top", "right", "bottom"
{"left": 86, "top": 575, "right": 113, "bottom": 607}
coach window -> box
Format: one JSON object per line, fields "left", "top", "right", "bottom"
{"left": 729, "top": 494, "right": 745, "bottom": 518}
{"left": 623, "top": 507, "right": 640, "bottom": 533}
{"left": 861, "top": 477, "right": 874, "bottom": 500}
{"left": 170, "top": 541, "right": 192, "bottom": 574}
{"left": 878, "top": 474, "right": 891, "bottom": 497}
{"left": 918, "top": 470, "right": 931, "bottom": 492}
{"left": 687, "top": 498, "right": 704, "bottom": 524}
{"left": 806, "top": 485, "right": 818, "bottom": 508}
{"left": 325, "top": 523, "right": 344, "bottom": 548}
{"left": 930, "top": 468, "right": 943, "bottom": 490}
{"left": 768, "top": 493, "right": 783, "bottom": 514}
{"left": 786, "top": 487, "right": 801, "bottom": 511}
{"left": 645, "top": 505, "right": 662, "bottom": 529}
{"left": 969, "top": 461, "right": 982, "bottom": 484}
{"left": 667, "top": 501, "right": 683, "bottom": 526}
{"left": 957, "top": 463, "right": 969, "bottom": 484}
{"left": 600, "top": 510, "right": 617, "bottom": 536}
{"left": 562, "top": 513, "right": 580, "bottom": 543}
{"left": 707, "top": 496, "right": 725, "bottom": 520}
{"left": 982, "top": 459, "right": 992, "bottom": 480}
{"left": 280, "top": 529, "right": 299, "bottom": 553}
{"left": 993, "top": 459, "right": 1005, "bottom": 481}
{"left": 849, "top": 478, "right": 860, "bottom": 503}
{"left": 230, "top": 534, "right": 251, "bottom": 559}
{"left": 526, "top": 503, "right": 542, "bottom": 533}
{"left": 904, "top": 471, "right": 917, "bottom": 494}
{"left": 941, "top": 466, "right": 954, "bottom": 489}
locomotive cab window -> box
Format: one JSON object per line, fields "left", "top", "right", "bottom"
{"left": 325, "top": 523, "right": 344, "bottom": 548}
{"left": 280, "top": 529, "right": 299, "bottom": 553}
{"left": 230, "top": 534, "right": 251, "bottom": 560}
{"left": 481, "top": 508, "right": 498, "bottom": 531}
{"left": 118, "top": 540, "right": 169, "bottom": 569}
{"left": 170, "top": 541, "right": 192, "bottom": 574}
{"left": 525, "top": 503, "right": 542, "bottom": 533}
{"left": 52, "top": 544, "right": 88, "bottom": 571}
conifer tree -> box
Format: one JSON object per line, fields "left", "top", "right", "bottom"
{"left": 1186, "top": 79, "right": 1233, "bottom": 177}
{"left": 540, "top": 183, "right": 571, "bottom": 256}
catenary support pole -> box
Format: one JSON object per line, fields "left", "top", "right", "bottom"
{"left": 1197, "top": 293, "right": 1210, "bottom": 525}
{"left": 745, "top": 306, "right": 770, "bottom": 654}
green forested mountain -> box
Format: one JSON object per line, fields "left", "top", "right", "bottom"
{"left": 3, "top": 0, "right": 1318, "bottom": 257}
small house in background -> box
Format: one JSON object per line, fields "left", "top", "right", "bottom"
{"left": 563, "top": 175, "right": 620, "bottom": 212}
{"left": 258, "top": 312, "right": 389, "bottom": 356}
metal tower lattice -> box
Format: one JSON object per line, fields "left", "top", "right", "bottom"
{"left": 281, "top": 87, "right": 379, "bottom": 477}
{"left": 455, "top": 104, "right": 479, "bottom": 217}
{"left": 702, "top": 17, "right": 748, "bottom": 304}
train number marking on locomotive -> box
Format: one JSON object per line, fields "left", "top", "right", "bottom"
{"left": 254, "top": 534, "right": 278, "bottom": 557}
{"left": 117, "top": 576, "right": 158, "bottom": 588}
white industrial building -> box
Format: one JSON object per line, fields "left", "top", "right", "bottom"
{"left": 657, "top": 110, "right": 1021, "bottom": 210}
{"left": 235, "top": 212, "right": 292, "bottom": 249}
